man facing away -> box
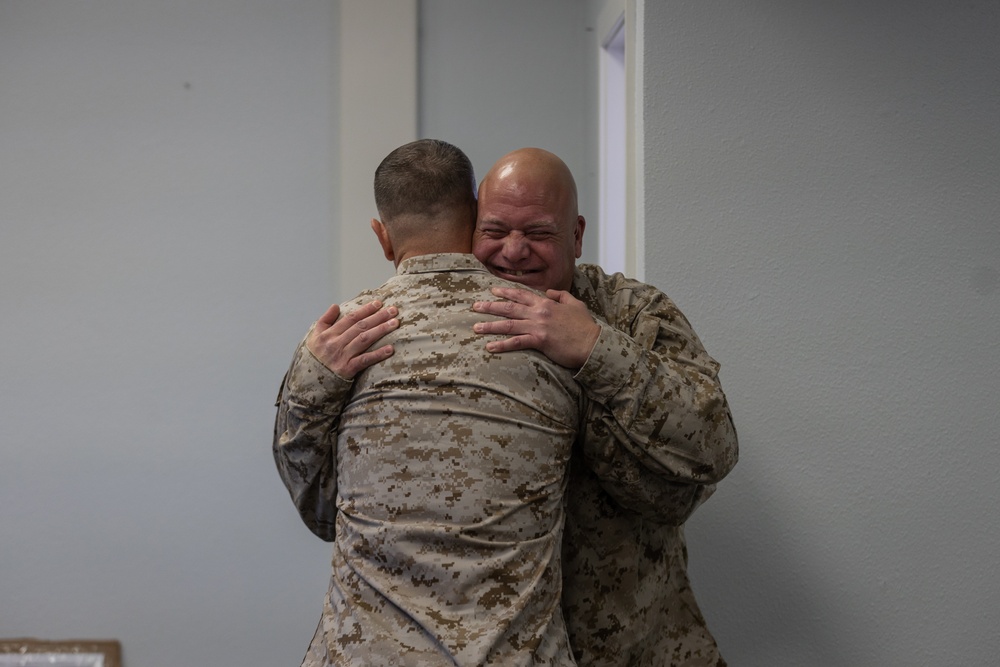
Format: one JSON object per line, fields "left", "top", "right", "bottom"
{"left": 274, "top": 139, "right": 582, "bottom": 666}
{"left": 470, "top": 148, "right": 738, "bottom": 666}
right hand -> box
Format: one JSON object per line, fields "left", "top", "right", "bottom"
{"left": 472, "top": 287, "right": 600, "bottom": 370}
{"left": 306, "top": 300, "right": 399, "bottom": 379}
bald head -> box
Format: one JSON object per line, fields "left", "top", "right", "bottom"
{"left": 480, "top": 148, "right": 579, "bottom": 214}
{"left": 473, "top": 148, "right": 585, "bottom": 291}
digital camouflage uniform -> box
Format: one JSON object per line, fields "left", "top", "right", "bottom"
{"left": 274, "top": 254, "right": 582, "bottom": 667}
{"left": 562, "top": 264, "right": 738, "bottom": 667}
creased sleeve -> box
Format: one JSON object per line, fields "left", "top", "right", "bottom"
{"left": 571, "top": 265, "right": 738, "bottom": 524}
{"left": 272, "top": 334, "right": 353, "bottom": 541}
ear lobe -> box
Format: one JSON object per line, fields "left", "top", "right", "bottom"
{"left": 371, "top": 218, "right": 394, "bottom": 261}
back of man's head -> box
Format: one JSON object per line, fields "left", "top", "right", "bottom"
{"left": 374, "top": 139, "right": 477, "bottom": 223}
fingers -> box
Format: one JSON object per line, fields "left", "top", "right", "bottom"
{"left": 474, "top": 292, "right": 548, "bottom": 321}
{"left": 329, "top": 300, "right": 393, "bottom": 336}
{"left": 333, "top": 304, "right": 399, "bottom": 355}
{"left": 473, "top": 317, "right": 518, "bottom": 336}
{"left": 488, "top": 286, "right": 546, "bottom": 304}
{"left": 545, "top": 289, "right": 573, "bottom": 303}
{"left": 343, "top": 343, "right": 395, "bottom": 378}
{"left": 471, "top": 286, "right": 596, "bottom": 368}
{"left": 484, "top": 335, "right": 531, "bottom": 354}
{"left": 472, "top": 288, "right": 547, "bottom": 335}
{"left": 473, "top": 299, "right": 519, "bottom": 319}
{"left": 472, "top": 300, "right": 538, "bottom": 349}
{"left": 344, "top": 312, "right": 400, "bottom": 354}
{"left": 307, "top": 299, "right": 400, "bottom": 379}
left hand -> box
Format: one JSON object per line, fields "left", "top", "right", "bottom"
{"left": 472, "top": 287, "right": 601, "bottom": 370}
{"left": 307, "top": 300, "right": 398, "bottom": 379}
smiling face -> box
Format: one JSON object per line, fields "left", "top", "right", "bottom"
{"left": 473, "top": 150, "right": 585, "bottom": 292}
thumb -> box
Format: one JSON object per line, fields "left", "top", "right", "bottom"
{"left": 545, "top": 289, "right": 574, "bottom": 304}
{"left": 315, "top": 303, "right": 341, "bottom": 332}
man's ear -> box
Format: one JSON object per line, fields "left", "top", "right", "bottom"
{"left": 371, "top": 218, "right": 394, "bottom": 262}
{"left": 574, "top": 215, "right": 586, "bottom": 259}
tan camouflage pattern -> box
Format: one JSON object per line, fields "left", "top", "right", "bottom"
{"left": 275, "top": 254, "right": 582, "bottom": 666}
{"left": 274, "top": 341, "right": 351, "bottom": 543}
{"left": 561, "top": 264, "right": 738, "bottom": 666}
{"left": 274, "top": 259, "right": 738, "bottom": 666}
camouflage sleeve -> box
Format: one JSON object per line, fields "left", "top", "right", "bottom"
{"left": 272, "top": 335, "right": 353, "bottom": 541}
{"left": 573, "top": 274, "right": 738, "bottom": 524}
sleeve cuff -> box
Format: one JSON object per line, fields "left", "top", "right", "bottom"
{"left": 284, "top": 342, "right": 353, "bottom": 412}
{"left": 573, "top": 320, "right": 641, "bottom": 401}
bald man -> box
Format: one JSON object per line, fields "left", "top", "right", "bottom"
{"left": 470, "top": 148, "right": 738, "bottom": 666}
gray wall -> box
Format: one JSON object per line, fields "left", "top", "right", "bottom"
{"left": 4, "top": 1, "right": 998, "bottom": 666}
{"left": 642, "top": 2, "right": 1000, "bottom": 665}
{"left": 419, "top": 0, "right": 601, "bottom": 265}
{"left": 0, "top": 1, "right": 593, "bottom": 665}
{"left": 0, "top": 1, "right": 338, "bottom": 664}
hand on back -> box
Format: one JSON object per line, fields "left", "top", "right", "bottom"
{"left": 307, "top": 300, "right": 399, "bottom": 379}
{"left": 473, "top": 287, "right": 601, "bottom": 370}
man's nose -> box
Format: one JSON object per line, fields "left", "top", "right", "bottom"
{"left": 501, "top": 234, "right": 530, "bottom": 262}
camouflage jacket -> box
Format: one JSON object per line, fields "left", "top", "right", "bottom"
{"left": 562, "top": 264, "right": 738, "bottom": 667}
{"left": 275, "top": 254, "right": 582, "bottom": 666}
{"left": 274, "top": 259, "right": 738, "bottom": 666}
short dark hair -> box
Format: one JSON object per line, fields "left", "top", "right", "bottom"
{"left": 373, "top": 139, "right": 477, "bottom": 221}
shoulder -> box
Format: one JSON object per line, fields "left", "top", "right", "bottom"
{"left": 573, "top": 264, "right": 661, "bottom": 298}
{"left": 573, "top": 265, "right": 702, "bottom": 346}
{"left": 573, "top": 264, "right": 673, "bottom": 318}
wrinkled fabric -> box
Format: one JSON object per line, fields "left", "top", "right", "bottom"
{"left": 561, "top": 265, "right": 738, "bottom": 667}
{"left": 274, "top": 258, "right": 738, "bottom": 667}
{"left": 275, "top": 254, "right": 582, "bottom": 666}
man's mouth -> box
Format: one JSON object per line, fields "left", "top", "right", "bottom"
{"left": 491, "top": 265, "right": 541, "bottom": 278}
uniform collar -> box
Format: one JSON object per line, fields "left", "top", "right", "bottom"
{"left": 396, "top": 253, "right": 489, "bottom": 275}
